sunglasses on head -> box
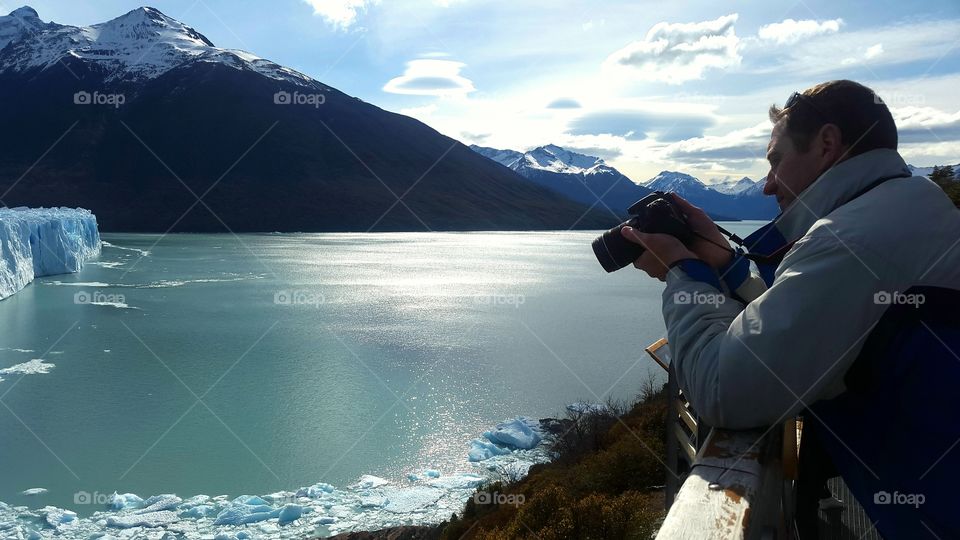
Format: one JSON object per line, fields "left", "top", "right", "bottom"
{"left": 785, "top": 92, "right": 830, "bottom": 124}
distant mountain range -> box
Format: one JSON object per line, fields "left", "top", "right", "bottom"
{"left": 471, "top": 144, "right": 779, "bottom": 221}
{"left": 469, "top": 144, "right": 657, "bottom": 221}
{"left": 908, "top": 163, "right": 960, "bottom": 178}
{"left": 0, "top": 6, "right": 613, "bottom": 232}
{"left": 642, "top": 170, "right": 777, "bottom": 220}
{"left": 708, "top": 176, "right": 757, "bottom": 195}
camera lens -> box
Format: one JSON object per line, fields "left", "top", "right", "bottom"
{"left": 592, "top": 225, "right": 645, "bottom": 273}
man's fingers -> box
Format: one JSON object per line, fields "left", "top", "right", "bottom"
{"left": 621, "top": 226, "right": 648, "bottom": 246}
{"left": 633, "top": 249, "right": 665, "bottom": 276}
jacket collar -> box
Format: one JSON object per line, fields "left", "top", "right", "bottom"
{"left": 773, "top": 148, "right": 912, "bottom": 242}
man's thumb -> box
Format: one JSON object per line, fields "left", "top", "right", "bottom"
{"left": 621, "top": 226, "right": 648, "bottom": 245}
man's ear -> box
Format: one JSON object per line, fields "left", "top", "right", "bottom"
{"left": 817, "top": 123, "right": 848, "bottom": 165}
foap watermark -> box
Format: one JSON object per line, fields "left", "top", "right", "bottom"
{"left": 74, "top": 90, "right": 125, "bottom": 108}
{"left": 474, "top": 293, "right": 525, "bottom": 308}
{"left": 74, "top": 491, "right": 112, "bottom": 505}
{"left": 874, "top": 490, "right": 925, "bottom": 508}
{"left": 473, "top": 491, "right": 525, "bottom": 507}
{"left": 673, "top": 291, "right": 726, "bottom": 307}
{"left": 274, "top": 289, "right": 325, "bottom": 308}
{"left": 874, "top": 290, "right": 925, "bottom": 308}
{"left": 873, "top": 91, "right": 926, "bottom": 108}
{"left": 74, "top": 290, "right": 125, "bottom": 305}
{"left": 273, "top": 91, "right": 325, "bottom": 108}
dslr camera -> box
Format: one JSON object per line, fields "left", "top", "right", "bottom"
{"left": 592, "top": 191, "right": 694, "bottom": 273}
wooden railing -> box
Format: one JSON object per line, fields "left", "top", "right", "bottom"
{"left": 647, "top": 339, "right": 799, "bottom": 539}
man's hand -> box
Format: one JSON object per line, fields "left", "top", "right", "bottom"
{"left": 621, "top": 226, "right": 697, "bottom": 281}
{"left": 668, "top": 194, "right": 733, "bottom": 270}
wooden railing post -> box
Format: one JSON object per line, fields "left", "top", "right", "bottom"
{"left": 650, "top": 338, "right": 796, "bottom": 538}
{"left": 656, "top": 427, "right": 787, "bottom": 540}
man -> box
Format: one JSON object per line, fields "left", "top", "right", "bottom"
{"left": 624, "top": 80, "right": 960, "bottom": 539}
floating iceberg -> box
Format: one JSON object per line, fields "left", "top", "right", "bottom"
{"left": 483, "top": 416, "right": 542, "bottom": 450}
{"left": 467, "top": 415, "right": 545, "bottom": 462}
{"left": 0, "top": 414, "right": 555, "bottom": 539}
{"left": 0, "top": 359, "right": 55, "bottom": 375}
{"left": 0, "top": 207, "right": 100, "bottom": 300}
{"left": 108, "top": 492, "right": 144, "bottom": 510}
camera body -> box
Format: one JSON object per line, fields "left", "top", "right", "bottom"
{"left": 591, "top": 191, "right": 694, "bottom": 273}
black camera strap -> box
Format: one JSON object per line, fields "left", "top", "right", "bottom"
{"left": 703, "top": 172, "right": 911, "bottom": 266}
{"left": 687, "top": 227, "right": 793, "bottom": 266}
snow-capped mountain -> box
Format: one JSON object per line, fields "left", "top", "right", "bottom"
{"left": 708, "top": 176, "right": 755, "bottom": 195}
{"left": 645, "top": 171, "right": 709, "bottom": 196}
{"left": 471, "top": 144, "right": 653, "bottom": 219}
{"left": 522, "top": 144, "right": 606, "bottom": 174}
{"left": 0, "top": 6, "right": 612, "bottom": 232}
{"left": 476, "top": 147, "right": 525, "bottom": 169}
{"left": 0, "top": 6, "right": 312, "bottom": 85}
{"left": 644, "top": 171, "right": 777, "bottom": 220}
{"left": 471, "top": 144, "right": 778, "bottom": 220}
{"left": 0, "top": 7, "right": 44, "bottom": 49}
{"left": 737, "top": 177, "right": 768, "bottom": 198}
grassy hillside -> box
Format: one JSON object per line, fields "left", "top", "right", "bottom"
{"left": 439, "top": 387, "right": 668, "bottom": 540}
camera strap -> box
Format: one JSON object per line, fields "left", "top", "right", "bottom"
{"left": 709, "top": 171, "right": 911, "bottom": 266}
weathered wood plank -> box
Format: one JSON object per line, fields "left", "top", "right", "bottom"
{"left": 674, "top": 422, "right": 697, "bottom": 463}
{"left": 646, "top": 338, "right": 670, "bottom": 372}
{"left": 657, "top": 428, "right": 784, "bottom": 540}
{"left": 676, "top": 399, "right": 698, "bottom": 433}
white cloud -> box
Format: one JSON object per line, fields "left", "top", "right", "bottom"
{"left": 746, "top": 19, "right": 958, "bottom": 78}
{"left": 757, "top": 18, "right": 843, "bottom": 45}
{"left": 604, "top": 14, "right": 741, "bottom": 84}
{"left": 841, "top": 42, "right": 885, "bottom": 65}
{"left": 664, "top": 122, "right": 771, "bottom": 163}
{"left": 302, "top": 0, "right": 377, "bottom": 30}
{"left": 899, "top": 140, "right": 960, "bottom": 166}
{"left": 892, "top": 105, "right": 960, "bottom": 144}
{"left": 383, "top": 59, "right": 476, "bottom": 96}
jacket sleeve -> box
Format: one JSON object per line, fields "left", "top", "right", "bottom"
{"left": 662, "top": 231, "right": 895, "bottom": 429}
{"left": 717, "top": 249, "right": 768, "bottom": 302}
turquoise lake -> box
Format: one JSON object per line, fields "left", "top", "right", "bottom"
{"left": 0, "top": 224, "right": 764, "bottom": 514}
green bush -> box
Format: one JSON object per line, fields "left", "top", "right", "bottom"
{"left": 440, "top": 385, "right": 667, "bottom": 540}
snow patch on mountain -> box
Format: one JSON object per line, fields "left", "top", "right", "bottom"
{"left": 472, "top": 144, "right": 625, "bottom": 177}
{"left": 522, "top": 144, "right": 605, "bottom": 174}
{"left": 0, "top": 6, "right": 315, "bottom": 85}
{"left": 708, "top": 176, "right": 755, "bottom": 195}
{"left": 738, "top": 176, "right": 768, "bottom": 197}
{"left": 644, "top": 171, "right": 708, "bottom": 194}
{"left": 471, "top": 146, "right": 524, "bottom": 169}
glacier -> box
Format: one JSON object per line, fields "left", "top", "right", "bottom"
{"left": 0, "top": 416, "right": 553, "bottom": 539}
{"left": 0, "top": 207, "right": 101, "bottom": 300}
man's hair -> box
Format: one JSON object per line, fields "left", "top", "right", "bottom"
{"left": 768, "top": 80, "right": 898, "bottom": 159}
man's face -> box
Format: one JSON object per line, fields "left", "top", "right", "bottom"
{"left": 763, "top": 119, "right": 824, "bottom": 211}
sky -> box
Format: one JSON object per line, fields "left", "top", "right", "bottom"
{"left": 11, "top": 0, "right": 960, "bottom": 184}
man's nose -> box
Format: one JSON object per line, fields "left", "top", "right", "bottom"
{"left": 762, "top": 172, "right": 777, "bottom": 196}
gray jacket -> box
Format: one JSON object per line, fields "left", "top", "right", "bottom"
{"left": 662, "top": 148, "right": 960, "bottom": 429}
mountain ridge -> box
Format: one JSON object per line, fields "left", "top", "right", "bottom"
{"left": 471, "top": 143, "right": 655, "bottom": 220}
{"left": 0, "top": 6, "right": 614, "bottom": 232}
{"left": 472, "top": 144, "right": 778, "bottom": 220}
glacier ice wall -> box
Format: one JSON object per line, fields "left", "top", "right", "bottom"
{"left": 0, "top": 207, "right": 101, "bottom": 300}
